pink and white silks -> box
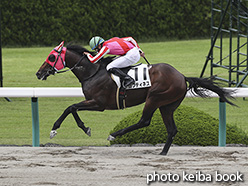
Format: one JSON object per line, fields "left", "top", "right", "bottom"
{"left": 85, "top": 37, "right": 143, "bottom": 70}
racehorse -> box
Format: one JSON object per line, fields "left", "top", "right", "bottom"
{"left": 36, "top": 41, "right": 235, "bottom": 155}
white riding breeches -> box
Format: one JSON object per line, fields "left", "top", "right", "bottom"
{"left": 106, "top": 47, "right": 140, "bottom": 70}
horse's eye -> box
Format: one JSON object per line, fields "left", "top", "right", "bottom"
{"left": 48, "top": 54, "right": 56, "bottom": 62}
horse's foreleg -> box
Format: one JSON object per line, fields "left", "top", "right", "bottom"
{"left": 50, "top": 99, "right": 104, "bottom": 139}
{"left": 50, "top": 105, "right": 74, "bottom": 138}
{"left": 71, "top": 111, "right": 91, "bottom": 136}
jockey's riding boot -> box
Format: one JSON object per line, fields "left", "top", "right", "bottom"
{"left": 108, "top": 68, "right": 135, "bottom": 88}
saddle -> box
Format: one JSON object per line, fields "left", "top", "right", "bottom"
{"left": 111, "top": 63, "right": 152, "bottom": 109}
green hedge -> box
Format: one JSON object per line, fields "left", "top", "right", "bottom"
{"left": 109, "top": 105, "right": 248, "bottom": 146}
{"left": 0, "top": 0, "right": 211, "bottom": 46}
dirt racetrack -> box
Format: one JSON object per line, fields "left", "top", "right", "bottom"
{"left": 0, "top": 146, "right": 247, "bottom": 186}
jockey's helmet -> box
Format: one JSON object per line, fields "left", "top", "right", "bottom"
{"left": 89, "top": 36, "right": 105, "bottom": 50}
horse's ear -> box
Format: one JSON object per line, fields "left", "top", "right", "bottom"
{"left": 57, "top": 41, "right": 64, "bottom": 52}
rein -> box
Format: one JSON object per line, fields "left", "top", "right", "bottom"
{"left": 54, "top": 52, "right": 100, "bottom": 82}
{"left": 50, "top": 47, "right": 101, "bottom": 81}
{"left": 82, "top": 63, "right": 100, "bottom": 82}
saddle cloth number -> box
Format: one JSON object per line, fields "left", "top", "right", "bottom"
{"left": 111, "top": 64, "right": 151, "bottom": 90}
{"left": 126, "top": 64, "right": 151, "bottom": 89}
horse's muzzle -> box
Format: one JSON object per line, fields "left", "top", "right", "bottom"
{"left": 36, "top": 68, "right": 55, "bottom": 80}
{"left": 36, "top": 71, "right": 47, "bottom": 80}
{"left": 36, "top": 61, "right": 56, "bottom": 80}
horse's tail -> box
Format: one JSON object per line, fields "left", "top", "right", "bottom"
{"left": 185, "top": 77, "right": 236, "bottom": 106}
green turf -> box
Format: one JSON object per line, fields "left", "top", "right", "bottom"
{"left": 0, "top": 39, "right": 247, "bottom": 146}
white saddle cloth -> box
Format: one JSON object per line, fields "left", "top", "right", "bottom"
{"left": 111, "top": 64, "right": 152, "bottom": 89}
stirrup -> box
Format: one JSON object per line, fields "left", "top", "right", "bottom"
{"left": 122, "top": 79, "right": 135, "bottom": 88}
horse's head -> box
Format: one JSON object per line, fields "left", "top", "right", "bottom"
{"left": 36, "top": 41, "right": 67, "bottom": 80}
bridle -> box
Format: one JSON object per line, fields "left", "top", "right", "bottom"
{"left": 49, "top": 47, "right": 86, "bottom": 74}
{"left": 47, "top": 47, "right": 100, "bottom": 82}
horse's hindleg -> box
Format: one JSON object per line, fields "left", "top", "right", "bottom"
{"left": 159, "top": 105, "right": 178, "bottom": 155}
{"left": 108, "top": 117, "right": 153, "bottom": 140}
{"left": 108, "top": 101, "right": 156, "bottom": 140}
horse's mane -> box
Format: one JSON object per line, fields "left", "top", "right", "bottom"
{"left": 66, "top": 44, "right": 114, "bottom": 68}
{"left": 66, "top": 44, "right": 94, "bottom": 55}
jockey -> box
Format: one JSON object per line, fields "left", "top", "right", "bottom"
{"left": 84, "top": 36, "right": 145, "bottom": 88}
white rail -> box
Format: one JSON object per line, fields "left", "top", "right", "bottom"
{"left": 0, "top": 87, "right": 246, "bottom": 97}
{"left": 0, "top": 87, "right": 246, "bottom": 147}
{"left": 0, "top": 87, "right": 84, "bottom": 97}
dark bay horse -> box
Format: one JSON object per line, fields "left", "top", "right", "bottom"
{"left": 36, "top": 42, "right": 234, "bottom": 155}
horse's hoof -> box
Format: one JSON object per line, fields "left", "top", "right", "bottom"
{"left": 50, "top": 130, "right": 57, "bottom": 139}
{"left": 159, "top": 151, "right": 167, "bottom": 156}
{"left": 86, "top": 127, "right": 91, "bottom": 137}
{"left": 107, "top": 135, "right": 115, "bottom": 141}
